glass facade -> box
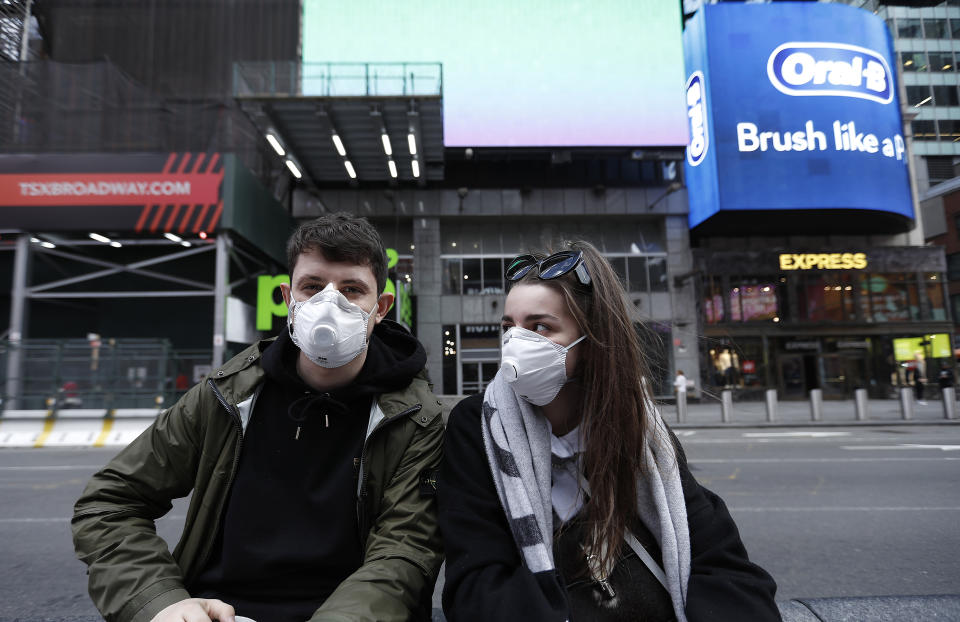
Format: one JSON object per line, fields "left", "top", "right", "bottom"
{"left": 440, "top": 219, "right": 667, "bottom": 295}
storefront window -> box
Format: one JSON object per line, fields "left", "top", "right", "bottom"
{"left": 728, "top": 277, "right": 779, "bottom": 322}
{"left": 441, "top": 324, "right": 457, "bottom": 394}
{"left": 702, "top": 276, "right": 724, "bottom": 324}
{"left": 925, "top": 273, "right": 947, "bottom": 321}
{"left": 705, "top": 340, "right": 764, "bottom": 389}
{"left": 862, "top": 274, "right": 920, "bottom": 322}
{"left": 801, "top": 274, "right": 855, "bottom": 321}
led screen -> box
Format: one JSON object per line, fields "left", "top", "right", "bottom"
{"left": 683, "top": 3, "right": 913, "bottom": 229}
{"left": 893, "top": 334, "right": 951, "bottom": 361}
{"left": 302, "top": 0, "right": 688, "bottom": 147}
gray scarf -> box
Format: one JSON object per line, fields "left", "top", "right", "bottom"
{"left": 481, "top": 372, "right": 691, "bottom": 622}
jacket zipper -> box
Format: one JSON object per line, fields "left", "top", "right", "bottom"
{"left": 189, "top": 378, "right": 245, "bottom": 579}
{"left": 356, "top": 403, "right": 423, "bottom": 541}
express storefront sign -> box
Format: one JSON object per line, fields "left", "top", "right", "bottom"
{"left": 779, "top": 252, "right": 868, "bottom": 270}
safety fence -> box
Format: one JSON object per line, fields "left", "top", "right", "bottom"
{"left": 0, "top": 339, "right": 212, "bottom": 412}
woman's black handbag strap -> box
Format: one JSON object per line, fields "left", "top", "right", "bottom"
{"left": 574, "top": 467, "right": 669, "bottom": 590}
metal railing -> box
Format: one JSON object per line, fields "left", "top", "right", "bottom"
{"left": 233, "top": 61, "right": 443, "bottom": 98}
{"left": 0, "top": 339, "right": 212, "bottom": 412}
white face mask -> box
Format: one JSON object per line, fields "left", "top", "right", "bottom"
{"left": 287, "top": 283, "right": 378, "bottom": 368}
{"left": 500, "top": 327, "right": 586, "bottom": 406}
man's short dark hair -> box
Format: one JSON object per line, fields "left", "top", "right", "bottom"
{"left": 287, "top": 213, "right": 388, "bottom": 293}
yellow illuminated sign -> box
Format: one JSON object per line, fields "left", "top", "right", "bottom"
{"left": 779, "top": 252, "right": 867, "bottom": 271}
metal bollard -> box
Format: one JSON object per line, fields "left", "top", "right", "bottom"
{"left": 765, "top": 389, "right": 777, "bottom": 422}
{"left": 942, "top": 387, "right": 956, "bottom": 420}
{"left": 899, "top": 387, "right": 914, "bottom": 420}
{"left": 809, "top": 388, "right": 823, "bottom": 421}
{"left": 721, "top": 389, "right": 733, "bottom": 423}
{"left": 676, "top": 390, "right": 687, "bottom": 424}
{"left": 854, "top": 388, "right": 869, "bottom": 421}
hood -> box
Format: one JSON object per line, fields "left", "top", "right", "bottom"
{"left": 261, "top": 319, "right": 426, "bottom": 402}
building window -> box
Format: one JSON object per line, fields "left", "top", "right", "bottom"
{"left": 947, "top": 252, "right": 960, "bottom": 281}
{"left": 933, "top": 85, "right": 959, "bottom": 106}
{"left": 907, "top": 85, "right": 932, "bottom": 106}
{"left": 898, "top": 18, "right": 923, "bottom": 39}
{"left": 861, "top": 274, "right": 920, "bottom": 322}
{"left": 924, "top": 18, "right": 949, "bottom": 39}
{"left": 952, "top": 17, "right": 960, "bottom": 39}
{"left": 929, "top": 51, "right": 955, "bottom": 72}
{"left": 952, "top": 294, "right": 960, "bottom": 322}
{"left": 938, "top": 120, "right": 960, "bottom": 142}
{"left": 913, "top": 120, "right": 937, "bottom": 140}
{"left": 925, "top": 273, "right": 947, "bottom": 321}
{"left": 728, "top": 278, "right": 780, "bottom": 322}
{"left": 702, "top": 276, "right": 725, "bottom": 324}
{"left": 800, "top": 275, "right": 856, "bottom": 322}
{"left": 902, "top": 51, "right": 928, "bottom": 72}
{"left": 440, "top": 218, "right": 667, "bottom": 294}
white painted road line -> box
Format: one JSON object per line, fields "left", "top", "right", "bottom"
{"left": 730, "top": 506, "right": 960, "bottom": 512}
{"left": 743, "top": 432, "right": 852, "bottom": 438}
{"left": 692, "top": 457, "right": 960, "bottom": 463}
{"left": 842, "top": 445, "right": 960, "bottom": 451}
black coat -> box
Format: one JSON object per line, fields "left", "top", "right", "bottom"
{"left": 437, "top": 394, "right": 782, "bottom": 622}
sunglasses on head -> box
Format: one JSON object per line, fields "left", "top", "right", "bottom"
{"left": 505, "top": 250, "right": 592, "bottom": 287}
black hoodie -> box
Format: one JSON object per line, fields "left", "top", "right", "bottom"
{"left": 190, "top": 320, "right": 427, "bottom": 621}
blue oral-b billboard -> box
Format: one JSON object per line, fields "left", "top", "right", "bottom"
{"left": 684, "top": 3, "right": 914, "bottom": 232}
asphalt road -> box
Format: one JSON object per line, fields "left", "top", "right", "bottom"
{"left": 0, "top": 424, "right": 957, "bottom": 618}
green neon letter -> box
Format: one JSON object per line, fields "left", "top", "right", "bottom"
{"left": 257, "top": 274, "right": 289, "bottom": 330}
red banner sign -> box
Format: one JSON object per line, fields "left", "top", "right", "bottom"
{"left": 0, "top": 152, "right": 225, "bottom": 233}
{"left": 0, "top": 173, "right": 221, "bottom": 206}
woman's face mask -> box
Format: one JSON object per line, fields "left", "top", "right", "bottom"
{"left": 500, "top": 327, "right": 586, "bottom": 406}
{"left": 287, "top": 283, "right": 378, "bottom": 368}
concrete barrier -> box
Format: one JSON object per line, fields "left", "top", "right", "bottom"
{"left": 0, "top": 408, "right": 159, "bottom": 448}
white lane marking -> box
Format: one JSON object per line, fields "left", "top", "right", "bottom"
{"left": 674, "top": 431, "right": 697, "bottom": 437}
{"left": 842, "top": 445, "right": 960, "bottom": 451}
{"left": 743, "top": 432, "right": 852, "bottom": 438}
{"left": 692, "top": 457, "right": 960, "bottom": 463}
{"left": 0, "top": 465, "right": 102, "bottom": 471}
{"left": 729, "top": 506, "right": 960, "bottom": 512}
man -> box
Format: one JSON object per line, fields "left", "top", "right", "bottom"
{"left": 73, "top": 213, "right": 444, "bottom": 622}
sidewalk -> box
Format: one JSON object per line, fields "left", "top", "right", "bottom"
{"left": 669, "top": 397, "right": 959, "bottom": 427}
{"left": 437, "top": 395, "right": 960, "bottom": 428}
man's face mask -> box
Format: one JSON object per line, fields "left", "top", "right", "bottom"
{"left": 287, "top": 283, "right": 377, "bottom": 368}
{"left": 500, "top": 327, "right": 586, "bottom": 406}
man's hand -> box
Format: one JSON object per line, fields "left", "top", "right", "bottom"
{"left": 150, "top": 598, "right": 236, "bottom": 622}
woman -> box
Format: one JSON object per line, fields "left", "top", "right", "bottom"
{"left": 438, "top": 242, "right": 780, "bottom": 622}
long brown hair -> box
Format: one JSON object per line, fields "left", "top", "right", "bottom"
{"left": 514, "top": 240, "right": 654, "bottom": 575}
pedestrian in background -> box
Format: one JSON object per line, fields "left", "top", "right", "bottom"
{"left": 438, "top": 241, "right": 779, "bottom": 622}
{"left": 674, "top": 369, "right": 689, "bottom": 398}
{"left": 938, "top": 362, "right": 955, "bottom": 390}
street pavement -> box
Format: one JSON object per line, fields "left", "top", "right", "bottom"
{"left": 0, "top": 422, "right": 957, "bottom": 618}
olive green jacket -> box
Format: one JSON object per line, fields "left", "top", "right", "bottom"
{"left": 72, "top": 339, "right": 444, "bottom": 622}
